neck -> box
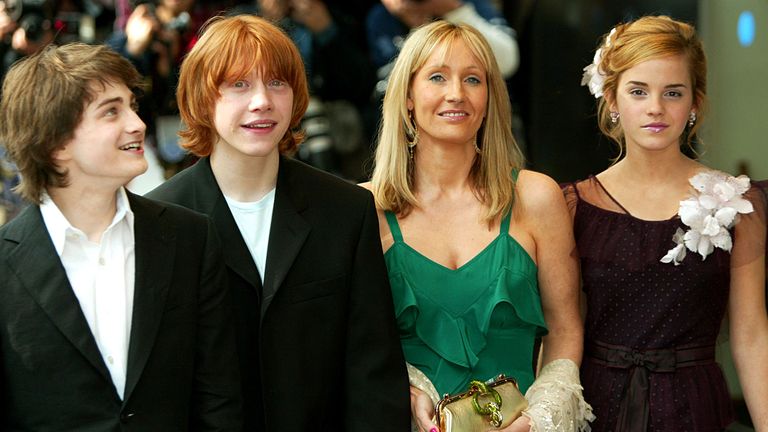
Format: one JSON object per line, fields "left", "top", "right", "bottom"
{"left": 619, "top": 145, "right": 698, "bottom": 182}
{"left": 413, "top": 139, "right": 477, "bottom": 195}
{"left": 210, "top": 148, "right": 279, "bottom": 202}
{"left": 47, "top": 185, "right": 120, "bottom": 243}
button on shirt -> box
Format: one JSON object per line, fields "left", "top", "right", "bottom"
{"left": 40, "top": 188, "right": 135, "bottom": 400}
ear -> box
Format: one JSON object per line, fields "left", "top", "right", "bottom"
{"left": 406, "top": 94, "right": 414, "bottom": 112}
{"left": 52, "top": 143, "right": 72, "bottom": 163}
{"left": 605, "top": 94, "right": 617, "bottom": 113}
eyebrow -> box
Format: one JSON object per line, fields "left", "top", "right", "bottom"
{"left": 95, "top": 96, "right": 125, "bottom": 108}
{"left": 625, "top": 81, "right": 688, "bottom": 88}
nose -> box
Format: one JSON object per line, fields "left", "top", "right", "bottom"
{"left": 646, "top": 94, "right": 664, "bottom": 116}
{"left": 248, "top": 82, "right": 273, "bottom": 112}
{"left": 446, "top": 77, "right": 465, "bottom": 103}
{"left": 127, "top": 108, "right": 146, "bottom": 136}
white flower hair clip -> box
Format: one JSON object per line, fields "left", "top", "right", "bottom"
{"left": 581, "top": 28, "right": 616, "bottom": 98}
{"left": 661, "top": 171, "right": 754, "bottom": 266}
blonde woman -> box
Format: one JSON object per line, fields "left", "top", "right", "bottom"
{"left": 362, "top": 20, "right": 593, "bottom": 432}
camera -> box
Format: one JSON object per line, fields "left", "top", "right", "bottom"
{"left": 130, "top": 0, "right": 190, "bottom": 33}
{"left": 2, "top": 0, "right": 55, "bottom": 42}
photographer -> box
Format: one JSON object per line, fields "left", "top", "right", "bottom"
{"left": 1, "top": 0, "right": 56, "bottom": 85}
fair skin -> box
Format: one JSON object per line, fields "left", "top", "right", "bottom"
{"left": 363, "top": 39, "right": 582, "bottom": 432}
{"left": 50, "top": 81, "right": 147, "bottom": 242}
{"left": 209, "top": 69, "right": 293, "bottom": 202}
{"left": 598, "top": 55, "right": 768, "bottom": 429}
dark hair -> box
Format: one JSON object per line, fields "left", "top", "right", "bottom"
{"left": 0, "top": 43, "right": 142, "bottom": 203}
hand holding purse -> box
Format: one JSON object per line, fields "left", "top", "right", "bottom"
{"left": 434, "top": 374, "right": 528, "bottom": 432}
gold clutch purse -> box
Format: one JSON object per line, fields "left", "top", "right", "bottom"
{"left": 434, "top": 375, "right": 528, "bottom": 432}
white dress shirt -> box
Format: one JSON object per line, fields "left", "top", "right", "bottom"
{"left": 40, "top": 187, "right": 135, "bottom": 399}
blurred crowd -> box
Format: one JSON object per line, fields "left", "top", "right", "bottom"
{"left": 0, "top": 0, "right": 517, "bottom": 224}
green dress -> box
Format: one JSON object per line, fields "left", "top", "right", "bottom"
{"left": 384, "top": 210, "right": 547, "bottom": 395}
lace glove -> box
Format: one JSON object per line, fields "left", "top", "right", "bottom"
{"left": 521, "top": 359, "right": 595, "bottom": 432}
{"left": 407, "top": 363, "right": 440, "bottom": 432}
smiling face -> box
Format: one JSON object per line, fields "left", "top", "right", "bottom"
{"left": 611, "top": 55, "right": 695, "bottom": 156}
{"left": 407, "top": 38, "right": 488, "bottom": 150}
{"left": 53, "top": 81, "right": 147, "bottom": 190}
{"left": 212, "top": 68, "right": 294, "bottom": 162}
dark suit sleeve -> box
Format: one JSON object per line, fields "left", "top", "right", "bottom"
{"left": 344, "top": 192, "right": 411, "bottom": 430}
{"left": 191, "top": 219, "right": 243, "bottom": 432}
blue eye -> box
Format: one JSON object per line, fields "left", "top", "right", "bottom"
{"left": 429, "top": 74, "right": 445, "bottom": 82}
{"left": 466, "top": 76, "right": 482, "bottom": 85}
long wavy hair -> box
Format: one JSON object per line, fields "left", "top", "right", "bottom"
{"left": 370, "top": 20, "right": 524, "bottom": 224}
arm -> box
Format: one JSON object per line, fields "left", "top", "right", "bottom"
{"left": 509, "top": 172, "right": 592, "bottom": 432}
{"left": 191, "top": 218, "right": 243, "bottom": 431}
{"left": 344, "top": 192, "right": 411, "bottom": 431}
{"left": 729, "top": 190, "right": 768, "bottom": 431}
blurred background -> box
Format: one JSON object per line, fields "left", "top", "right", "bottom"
{"left": 1, "top": 1, "right": 766, "bottom": 428}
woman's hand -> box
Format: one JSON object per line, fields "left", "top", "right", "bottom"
{"left": 410, "top": 385, "right": 438, "bottom": 432}
{"left": 500, "top": 415, "right": 531, "bottom": 432}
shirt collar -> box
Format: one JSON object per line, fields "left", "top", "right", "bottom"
{"left": 40, "top": 187, "right": 135, "bottom": 256}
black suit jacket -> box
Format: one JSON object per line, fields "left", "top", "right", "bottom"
{"left": 147, "top": 157, "right": 410, "bottom": 431}
{"left": 0, "top": 192, "right": 242, "bottom": 431}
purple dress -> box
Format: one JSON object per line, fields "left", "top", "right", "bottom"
{"left": 564, "top": 177, "right": 767, "bottom": 432}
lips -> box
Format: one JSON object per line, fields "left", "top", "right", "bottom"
{"left": 242, "top": 120, "right": 277, "bottom": 129}
{"left": 642, "top": 123, "right": 668, "bottom": 133}
{"left": 119, "top": 142, "right": 142, "bottom": 151}
{"left": 438, "top": 110, "right": 469, "bottom": 119}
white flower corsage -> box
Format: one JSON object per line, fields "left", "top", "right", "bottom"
{"left": 661, "top": 171, "right": 754, "bottom": 265}
{"left": 581, "top": 28, "right": 616, "bottom": 98}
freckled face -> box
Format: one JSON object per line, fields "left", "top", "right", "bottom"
{"left": 407, "top": 39, "right": 488, "bottom": 149}
{"left": 612, "top": 55, "right": 695, "bottom": 155}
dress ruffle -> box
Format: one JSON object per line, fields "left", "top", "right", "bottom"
{"left": 392, "top": 264, "right": 547, "bottom": 371}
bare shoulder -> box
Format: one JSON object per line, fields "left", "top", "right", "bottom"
{"left": 515, "top": 169, "right": 567, "bottom": 215}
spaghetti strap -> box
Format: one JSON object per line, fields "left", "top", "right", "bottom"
{"left": 592, "top": 176, "right": 634, "bottom": 216}
{"left": 384, "top": 211, "right": 404, "bottom": 242}
{"left": 499, "top": 211, "right": 512, "bottom": 234}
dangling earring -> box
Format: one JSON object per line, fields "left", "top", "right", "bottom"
{"left": 407, "top": 111, "right": 419, "bottom": 159}
{"left": 688, "top": 111, "right": 697, "bottom": 128}
{"left": 610, "top": 111, "right": 620, "bottom": 124}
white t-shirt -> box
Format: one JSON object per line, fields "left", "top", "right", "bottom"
{"left": 224, "top": 189, "right": 276, "bottom": 284}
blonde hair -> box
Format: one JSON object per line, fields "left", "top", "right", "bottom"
{"left": 176, "top": 14, "right": 308, "bottom": 156}
{"left": 371, "top": 20, "right": 523, "bottom": 224}
{"left": 0, "top": 43, "right": 142, "bottom": 203}
{"left": 594, "top": 15, "right": 707, "bottom": 158}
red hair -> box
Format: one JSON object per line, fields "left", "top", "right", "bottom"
{"left": 176, "top": 14, "right": 309, "bottom": 156}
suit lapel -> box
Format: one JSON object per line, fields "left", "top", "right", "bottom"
{"left": 3, "top": 206, "right": 112, "bottom": 385}
{"left": 261, "top": 157, "right": 310, "bottom": 316}
{"left": 123, "top": 193, "right": 175, "bottom": 402}
{"left": 194, "top": 158, "right": 263, "bottom": 290}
